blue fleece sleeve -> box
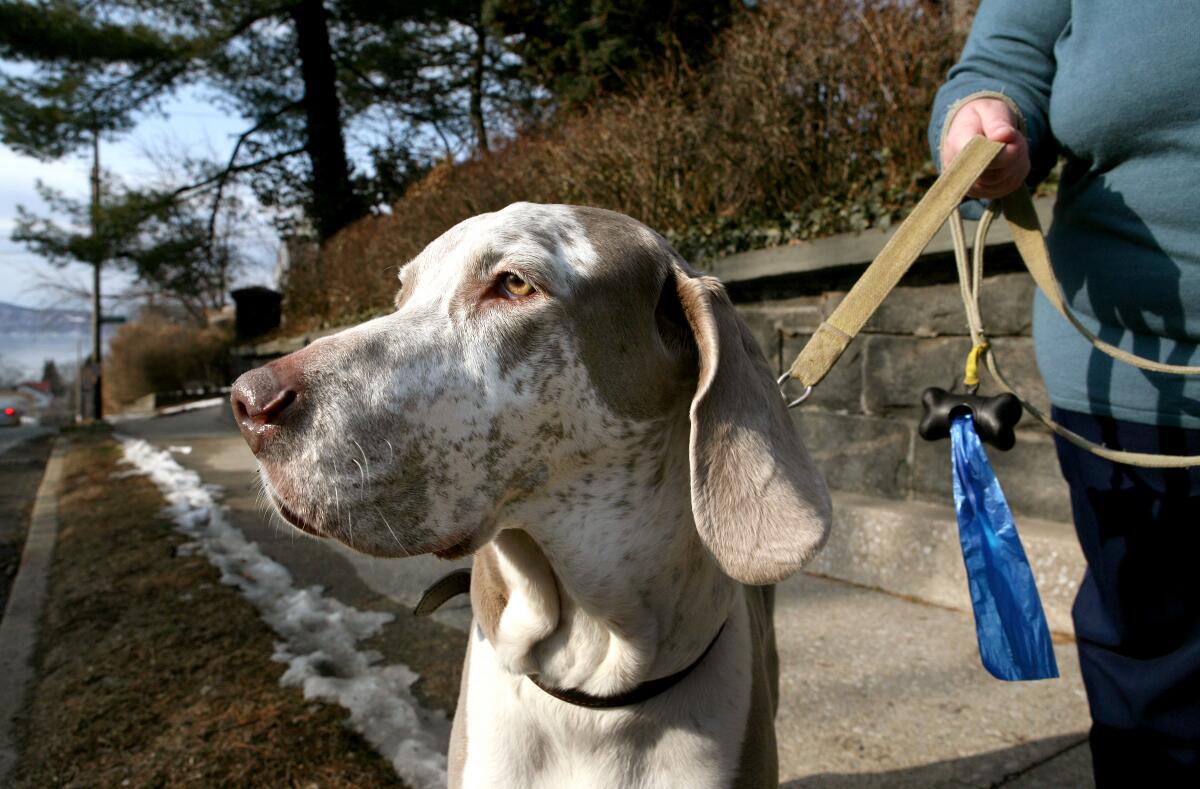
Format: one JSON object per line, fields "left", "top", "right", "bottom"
{"left": 928, "top": 0, "right": 1070, "bottom": 186}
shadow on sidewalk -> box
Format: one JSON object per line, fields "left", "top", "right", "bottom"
{"left": 783, "top": 733, "right": 1092, "bottom": 788}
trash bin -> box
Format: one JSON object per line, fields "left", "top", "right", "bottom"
{"left": 231, "top": 287, "right": 283, "bottom": 341}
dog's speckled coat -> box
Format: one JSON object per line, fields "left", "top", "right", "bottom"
{"left": 239, "top": 203, "right": 832, "bottom": 787}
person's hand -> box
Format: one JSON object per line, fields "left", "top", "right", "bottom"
{"left": 941, "top": 98, "right": 1030, "bottom": 199}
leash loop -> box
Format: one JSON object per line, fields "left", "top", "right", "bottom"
{"left": 777, "top": 373, "right": 813, "bottom": 409}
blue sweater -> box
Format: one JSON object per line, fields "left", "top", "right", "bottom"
{"left": 930, "top": 0, "right": 1200, "bottom": 428}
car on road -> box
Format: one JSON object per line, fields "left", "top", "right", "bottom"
{"left": 1, "top": 403, "right": 21, "bottom": 427}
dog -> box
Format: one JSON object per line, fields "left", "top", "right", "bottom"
{"left": 231, "top": 203, "right": 832, "bottom": 787}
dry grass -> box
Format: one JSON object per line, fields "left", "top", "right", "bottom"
{"left": 283, "top": 0, "right": 973, "bottom": 332}
{"left": 11, "top": 430, "right": 403, "bottom": 788}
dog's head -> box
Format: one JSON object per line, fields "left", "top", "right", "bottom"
{"left": 232, "top": 203, "right": 830, "bottom": 584}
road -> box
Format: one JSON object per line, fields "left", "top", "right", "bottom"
{"left": 0, "top": 425, "right": 48, "bottom": 460}
{"left": 0, "top": 426, "right": 54, "bottom": 627}
{"left": 119, "top": 404, "right": 1094, "bottom": 787}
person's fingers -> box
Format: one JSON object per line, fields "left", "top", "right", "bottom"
{"left": 940, "top": 99, "right": 1031, "bottom": 198}
{"left": 968, "top": 129, "right": 1030, "bottom": 198}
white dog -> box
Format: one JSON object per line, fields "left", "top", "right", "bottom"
{"left": 231, "top": 203, "right": 832, "bottom": 787}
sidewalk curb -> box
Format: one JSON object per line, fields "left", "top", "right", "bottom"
{"left": 0, "top": 438, "right": 65, "bottom": 785}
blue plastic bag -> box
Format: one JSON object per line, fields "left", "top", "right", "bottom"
{"left": 950, "top": 413, "right": 1059, "bottom": 681}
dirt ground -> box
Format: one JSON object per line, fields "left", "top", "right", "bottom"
{"left": 0, "top": 434, "right": 54, "bottom": 616}
{"left": 10, "top": 429, "right": 405, "bottom": 788}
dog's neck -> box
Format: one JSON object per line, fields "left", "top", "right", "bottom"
{"left": 483, "top": 409, "right": 738, "bottom": 697}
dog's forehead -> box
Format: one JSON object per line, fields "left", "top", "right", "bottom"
{"left": 404, "top": 203, "right": 669, "bottom": 292}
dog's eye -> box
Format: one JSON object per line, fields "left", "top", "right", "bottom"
{"left": 501, "top": 272, "right": 534, "bottom": 298}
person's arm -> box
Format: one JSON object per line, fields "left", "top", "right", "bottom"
{"left": 928, "top": 0, "right": 1070, "bottom": 197}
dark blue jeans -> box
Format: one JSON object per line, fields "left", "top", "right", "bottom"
{"left": 1052, "top": 407, "right": 1200, "bottom": 787}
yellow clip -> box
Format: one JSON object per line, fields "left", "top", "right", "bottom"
{"left": 963, "top": 341, "right": 990, "bottom": 388}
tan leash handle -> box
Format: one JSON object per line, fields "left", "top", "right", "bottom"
{"left": 787, "top": 135, "right": 1005, "bottom": 387}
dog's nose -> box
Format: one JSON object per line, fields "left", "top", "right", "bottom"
{"left": 231, "top": 362, "right": 301, "bottom": 455}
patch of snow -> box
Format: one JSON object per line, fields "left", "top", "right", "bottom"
{"left": 117, "top": 436, "right": 450, "bottom": 788}
{"left": 175, "top": 540, "right": 203, "bottom": 557}
{"left": 167, "top": 445, "right": 193, "bottom": 455}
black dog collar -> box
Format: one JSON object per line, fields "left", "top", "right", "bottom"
{"left": 525, "top": 623, "right": 726, "bottom": 709}
{"left": 415, "top": 568, "right": 727, "bottom": 709}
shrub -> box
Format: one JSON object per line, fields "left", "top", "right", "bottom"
{"left": 284, "top": 0, "right": 972, "bottom": 331}
{"left": 105, "top": 313, "right": 232, "bottom": 409}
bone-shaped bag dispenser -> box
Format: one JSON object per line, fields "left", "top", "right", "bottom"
{"left": 918, "top": 387, "right": 1023, "bottom": 451}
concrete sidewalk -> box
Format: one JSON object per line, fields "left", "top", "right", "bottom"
{"left": 119, "top": 405, "right": 1093, "bottom": 787}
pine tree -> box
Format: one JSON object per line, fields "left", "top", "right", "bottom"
{"left": 489, "top": 0, "right": 744, "bottom": 108}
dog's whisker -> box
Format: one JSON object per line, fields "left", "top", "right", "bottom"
{"left": 351, "top": 457, "right": 366, "bottom": 490}
{"left": 353, "top": 439, "right": 371, "bottom": 492}
{"left": 333, "top": 478, "right": 341, "bottom": 527}
{"left": 374, "top": 505, "right": 403, "bottom": 550}
{"left": 384, "top": 438, "right": 395, "bottom": 463}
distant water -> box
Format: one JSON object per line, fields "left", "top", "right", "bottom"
{"left": 1, "top": 331, "right": 114, "bottom": 379}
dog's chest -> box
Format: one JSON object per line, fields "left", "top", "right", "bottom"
{"left": 457, "top": 591, "right": 753, "bottom": 788}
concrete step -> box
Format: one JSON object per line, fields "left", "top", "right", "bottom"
{"left": 809, "top": 492, "right": 1084, "bottom": 637}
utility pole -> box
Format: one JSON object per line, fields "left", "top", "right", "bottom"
{"left": 89, "top": 126, "right": 103, "bottom": 421}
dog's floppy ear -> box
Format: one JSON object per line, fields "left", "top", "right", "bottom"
{"left": 666, "top": 263, "right": 832, "bottom": 584}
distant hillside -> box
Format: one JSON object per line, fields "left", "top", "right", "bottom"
{"left": 0, "top": 301, "right": 90, "bottom": 335}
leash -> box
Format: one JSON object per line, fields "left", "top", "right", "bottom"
{"left": 414, "top": 569, "right": 728, "bottom": 709}
{"left": 784, "top": 135, "right": 1200, "bottom": 468}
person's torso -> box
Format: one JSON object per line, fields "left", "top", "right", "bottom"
{"left": 1045, "top": 1, "right": 1200, "bottom": 343}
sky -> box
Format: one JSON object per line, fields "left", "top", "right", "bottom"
{"left": 0, "top": 87, "right": 280, "bottom": 311}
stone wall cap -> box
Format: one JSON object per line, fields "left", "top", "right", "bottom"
{"left": 706, "top": 195, "right": 1056, "bottom": 284}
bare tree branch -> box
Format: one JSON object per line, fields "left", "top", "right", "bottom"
{"left": 203, "top": 99, "right": 304, "bottom": 259}
{"left": 168, "top": 144, "right": 306, "bottom": 199}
